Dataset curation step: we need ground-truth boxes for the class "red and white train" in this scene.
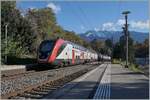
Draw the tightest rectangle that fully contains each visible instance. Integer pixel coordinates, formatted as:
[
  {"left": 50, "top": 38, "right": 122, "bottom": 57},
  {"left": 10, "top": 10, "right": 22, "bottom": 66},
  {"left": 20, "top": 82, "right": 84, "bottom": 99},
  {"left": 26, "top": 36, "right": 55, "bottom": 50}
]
[{"left": 37, "top": 38, "right": 111, "bottom": 67}]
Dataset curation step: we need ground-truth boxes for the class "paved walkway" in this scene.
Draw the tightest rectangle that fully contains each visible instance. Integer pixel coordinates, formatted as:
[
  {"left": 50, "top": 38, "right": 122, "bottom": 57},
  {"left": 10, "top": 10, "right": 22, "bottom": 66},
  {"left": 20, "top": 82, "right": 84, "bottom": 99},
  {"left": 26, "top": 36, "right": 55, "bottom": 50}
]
[
  {"left": 44, "top": 64, "right": 107, "bottom": 99},
  {"left": 43, "top": 63, "right": 149, "bottom": 99},
  {"left": 1, "top": 65, "right": 25, "bottom": 71},
  {"left": 110, "top": 64, "right": 149, "bottom": 99},
  {"left": 93, "top": 64, "right": 111, "bottom": 99}
]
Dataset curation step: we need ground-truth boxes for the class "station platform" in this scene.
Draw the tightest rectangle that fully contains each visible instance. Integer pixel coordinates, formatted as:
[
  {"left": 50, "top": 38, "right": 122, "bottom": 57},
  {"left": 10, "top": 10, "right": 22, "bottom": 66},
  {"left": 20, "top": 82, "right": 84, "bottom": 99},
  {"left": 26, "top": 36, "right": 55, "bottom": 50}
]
[
  {"left": 1, "top": 65, "right": 26, "bottom": 71},
  {"left": 1, "top": 64, "right": 36, "bottom": 76},
  {"left": 110, "top": 64, "right": 149, "bottom": 99},
  {"left": 43, "top": 63, "right": 149, "bottom": 99},
  {"left": 44, "top": 64, "right": 108, "bottom": 99}
]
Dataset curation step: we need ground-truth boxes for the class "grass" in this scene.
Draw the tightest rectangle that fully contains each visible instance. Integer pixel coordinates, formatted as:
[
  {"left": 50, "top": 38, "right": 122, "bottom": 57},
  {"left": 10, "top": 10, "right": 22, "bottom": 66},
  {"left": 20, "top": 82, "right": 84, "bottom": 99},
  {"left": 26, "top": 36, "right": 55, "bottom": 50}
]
[
  {"left": 120, "top": 61, "right": 143, "bottom": 73},
  {"left": 112, "top": 59, "right": 143, "bottom": 73},
  {"left": 112, "top": 59, "right": 122, "bottom": 64},
  {"left": 128, "top": 63, "right": 143, "bottom": 73}
]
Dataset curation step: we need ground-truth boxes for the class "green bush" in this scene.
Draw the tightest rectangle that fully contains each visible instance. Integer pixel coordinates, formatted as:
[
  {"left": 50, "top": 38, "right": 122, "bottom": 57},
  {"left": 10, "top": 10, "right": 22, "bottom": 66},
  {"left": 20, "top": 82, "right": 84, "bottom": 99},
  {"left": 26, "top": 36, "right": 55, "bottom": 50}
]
[
  {"left": 112, "top": 59, "right": 121, "bottom": 64},
  {"left": 129, "top": 63, "right": 142, "bottom": 72},
  {"left": 1, "top": 37, "right": 29, "bottom": 64}
]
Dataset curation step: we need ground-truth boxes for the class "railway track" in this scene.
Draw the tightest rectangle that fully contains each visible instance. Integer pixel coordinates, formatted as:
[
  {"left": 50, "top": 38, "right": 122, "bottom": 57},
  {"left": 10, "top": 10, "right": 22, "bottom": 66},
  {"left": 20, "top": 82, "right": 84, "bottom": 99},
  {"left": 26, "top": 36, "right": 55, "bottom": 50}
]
[
  {"left": 2, "top": 71, "right": 35, "bottom": 80},
  {"left": 10, "top": 69, "right": 90, "bottom": 99},
  {"left": 1, "top": 63, "right": 100, "bottom": 99},
  {"left": 1, "top": 62, "right": 100, "bottom": 80}
]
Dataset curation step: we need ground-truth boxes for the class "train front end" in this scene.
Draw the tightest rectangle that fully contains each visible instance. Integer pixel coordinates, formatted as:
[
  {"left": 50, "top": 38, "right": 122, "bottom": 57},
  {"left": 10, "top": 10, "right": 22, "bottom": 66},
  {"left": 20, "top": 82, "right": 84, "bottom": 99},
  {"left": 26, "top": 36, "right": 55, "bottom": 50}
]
[{"left": 37, "top": 39, "right": 65, "bottom": 66}]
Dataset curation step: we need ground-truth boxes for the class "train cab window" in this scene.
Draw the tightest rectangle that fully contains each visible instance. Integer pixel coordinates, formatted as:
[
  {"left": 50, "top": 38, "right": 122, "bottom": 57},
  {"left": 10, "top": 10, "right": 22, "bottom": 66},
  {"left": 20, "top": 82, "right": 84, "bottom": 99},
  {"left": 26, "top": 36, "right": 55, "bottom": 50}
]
[{"left": 39, "top": 40, "right": 55, "bottom": 52}]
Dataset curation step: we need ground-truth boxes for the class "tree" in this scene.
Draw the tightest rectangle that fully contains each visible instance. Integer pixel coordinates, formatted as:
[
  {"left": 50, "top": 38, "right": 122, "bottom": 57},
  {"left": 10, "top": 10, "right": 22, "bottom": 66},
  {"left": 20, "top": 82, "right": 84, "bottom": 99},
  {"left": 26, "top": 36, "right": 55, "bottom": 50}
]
[
  {"left": 134, "top": 38, "right": 149, "bottom": 58},
  {"left": 105, "top": 39, "right": 113, "bottom": 48},
  {"left": 25, "top": 7, "right": 91, "bottom": 53},
  {"left": 105, "top": 39, "right": 113, "bottom": 56},
  {"left": 113, "top": 42, "right": 122, "bottom": 59},
  {"left": 1, "top": 1, "right": 35, "bottom": 63},
  {"left": 114, "top": 32, "right": 135, "bottom": 62},
  {"left": 1, "top": 1, "right": 99, "bottom": 64},
  {"left": 143, "top": 38, "right": 149, "bottom": 57},
  {"left": 26, "top": 8, "right": 58, "bottom": 52},
  {"left": 90, "top": 39, "right": 113, "bottom": 55},
  {"left": 90, "top": 39, "right": 105, "bottom": 53}
]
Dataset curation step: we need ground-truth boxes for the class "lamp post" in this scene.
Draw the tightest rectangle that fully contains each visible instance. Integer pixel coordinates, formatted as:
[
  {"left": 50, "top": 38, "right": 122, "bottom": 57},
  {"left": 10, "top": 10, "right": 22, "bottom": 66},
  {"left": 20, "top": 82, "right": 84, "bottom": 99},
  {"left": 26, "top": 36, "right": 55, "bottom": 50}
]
[{"left": 122, "top": 11, "right": 130, "bottom": 68}]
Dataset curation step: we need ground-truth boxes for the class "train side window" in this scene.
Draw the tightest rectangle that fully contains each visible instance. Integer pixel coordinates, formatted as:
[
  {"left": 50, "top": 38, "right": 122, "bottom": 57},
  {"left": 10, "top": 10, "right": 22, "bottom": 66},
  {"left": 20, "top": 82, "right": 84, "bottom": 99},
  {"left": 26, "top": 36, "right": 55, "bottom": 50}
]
[{"left": 76, "top": 56, "right": 78, "bottom": 59}]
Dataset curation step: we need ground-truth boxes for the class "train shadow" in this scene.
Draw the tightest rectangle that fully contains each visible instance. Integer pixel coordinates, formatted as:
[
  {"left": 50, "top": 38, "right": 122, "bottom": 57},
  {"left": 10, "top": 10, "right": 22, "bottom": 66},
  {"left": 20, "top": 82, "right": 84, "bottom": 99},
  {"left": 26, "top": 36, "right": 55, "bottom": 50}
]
[
  {"left": 25, "top": 64, "right": 54, "bottom": 71},
  {"left": 25, "top": 62, "right": 102, "bottom": 71}
]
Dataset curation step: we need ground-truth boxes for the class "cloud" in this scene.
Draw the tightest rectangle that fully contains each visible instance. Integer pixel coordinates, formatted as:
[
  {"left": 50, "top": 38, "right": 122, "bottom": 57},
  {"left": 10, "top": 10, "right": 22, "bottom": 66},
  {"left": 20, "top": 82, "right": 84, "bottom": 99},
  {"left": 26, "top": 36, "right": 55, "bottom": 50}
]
[
  {"left": 102, "top": 22, "right": 116, "bottom": 31},
  {"left": 47, "top": 3, "right": 61, "bottom": 14},
  {"left": 29, "top": 7, "right": 35, "bottom": 10},
  {"left": 81, "top": 25, "right": 85, "bottom": 30},
  {"left": 94, "top": 27, "right": 99, "bottom": 31},
  {"left": 101, "top": 19, "right": 149, "bottom": 31},
  {"left": 130, "top": 20, "right": 149, "bottom": 29},
  {"left": 116, "top": 19, "right": 125, "bottom": 26}
]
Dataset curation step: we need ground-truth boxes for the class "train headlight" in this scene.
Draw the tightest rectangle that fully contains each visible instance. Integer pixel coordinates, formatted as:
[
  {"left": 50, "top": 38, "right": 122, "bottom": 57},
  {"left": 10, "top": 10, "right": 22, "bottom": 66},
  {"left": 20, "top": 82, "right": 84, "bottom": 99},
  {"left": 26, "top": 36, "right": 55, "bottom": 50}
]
[{"left": 47, "top": 52, "right": 50, "bottom": 56}]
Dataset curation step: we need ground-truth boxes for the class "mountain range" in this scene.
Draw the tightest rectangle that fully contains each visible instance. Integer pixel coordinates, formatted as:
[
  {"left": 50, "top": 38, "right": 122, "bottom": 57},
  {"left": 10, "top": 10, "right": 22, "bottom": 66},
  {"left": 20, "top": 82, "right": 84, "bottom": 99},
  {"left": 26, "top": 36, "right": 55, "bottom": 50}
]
[{"left": 79, "top": 30, "right": 149, "bottom": 43}]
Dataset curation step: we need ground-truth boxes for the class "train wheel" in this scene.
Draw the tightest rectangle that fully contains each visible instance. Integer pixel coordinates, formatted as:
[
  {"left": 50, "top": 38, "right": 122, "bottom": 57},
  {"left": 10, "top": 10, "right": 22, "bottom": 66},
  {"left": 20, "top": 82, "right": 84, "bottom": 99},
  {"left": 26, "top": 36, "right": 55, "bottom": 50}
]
[
  {"left": 65, "top": 62, "right": 69, "bottom": 67},
  {"left": 67, "top": 62, "right": 70, "bottom": 66},
  {"left": 54, "top": 65, "right": 60, "bottom": 69},
  {"left": 60, "top": 62, "right": 64, "bottom": 67}
]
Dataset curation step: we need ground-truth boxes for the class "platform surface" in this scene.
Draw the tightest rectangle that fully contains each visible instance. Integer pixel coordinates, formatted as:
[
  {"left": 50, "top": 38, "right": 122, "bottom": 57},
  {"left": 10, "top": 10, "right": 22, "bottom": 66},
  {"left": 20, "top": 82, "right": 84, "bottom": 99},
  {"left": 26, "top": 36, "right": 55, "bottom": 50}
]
[
  {"left": 42, "top": 63, "right": 149, "bottom": 99},
  {"left": 44, "top": 64, "right": 107, "bottom": 99},
  {"left": 110, "top": 64, "right": 149, "bottom": 99},
  {"left": 1, "top": 65, "right": 25, "bottom": 71}
]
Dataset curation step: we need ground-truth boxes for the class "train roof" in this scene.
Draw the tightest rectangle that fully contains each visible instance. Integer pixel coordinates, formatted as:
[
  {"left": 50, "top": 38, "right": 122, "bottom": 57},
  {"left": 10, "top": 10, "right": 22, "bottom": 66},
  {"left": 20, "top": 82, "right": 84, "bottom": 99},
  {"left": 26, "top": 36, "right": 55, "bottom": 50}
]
[{"left": 43, "top": 38, "right": 97, "bottom": 53}]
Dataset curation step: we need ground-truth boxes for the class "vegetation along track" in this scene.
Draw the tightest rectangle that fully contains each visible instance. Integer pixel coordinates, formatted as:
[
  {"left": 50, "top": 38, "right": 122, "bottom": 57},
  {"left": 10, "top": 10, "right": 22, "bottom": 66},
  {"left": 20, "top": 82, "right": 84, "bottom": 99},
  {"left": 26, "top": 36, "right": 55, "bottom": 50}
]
[{"left": 1, "top": 63, "right": 100, "bottom": 99}]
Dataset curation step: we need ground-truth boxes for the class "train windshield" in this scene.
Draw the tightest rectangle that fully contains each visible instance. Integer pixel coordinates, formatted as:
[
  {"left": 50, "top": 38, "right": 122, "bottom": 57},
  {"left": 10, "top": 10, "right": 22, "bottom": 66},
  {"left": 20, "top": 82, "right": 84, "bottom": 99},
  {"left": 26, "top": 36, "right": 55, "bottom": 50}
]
[{"left": 39, "top": 40, "right": 55, "bottom": 52}]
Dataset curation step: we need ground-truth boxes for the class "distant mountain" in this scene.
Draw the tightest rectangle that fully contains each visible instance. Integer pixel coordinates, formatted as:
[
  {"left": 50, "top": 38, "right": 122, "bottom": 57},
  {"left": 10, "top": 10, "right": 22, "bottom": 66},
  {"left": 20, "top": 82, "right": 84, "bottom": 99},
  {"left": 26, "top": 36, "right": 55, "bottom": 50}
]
[{"left": 79, "top": 30, "right": 149, "bottom": 43}]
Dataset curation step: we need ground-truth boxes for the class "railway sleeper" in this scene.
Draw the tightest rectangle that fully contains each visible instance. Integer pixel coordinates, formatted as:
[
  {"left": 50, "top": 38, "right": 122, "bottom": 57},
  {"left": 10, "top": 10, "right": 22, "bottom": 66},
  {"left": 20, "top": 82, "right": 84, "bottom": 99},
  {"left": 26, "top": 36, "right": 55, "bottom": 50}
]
[
  {"left": 10, "top": 96, "right": 26, "bottom": 99},
  {"left": 19, "top": 92, "right": 43, "bottom": 98},
  {"left": 28, "top": 90, "right": 48, "bottom": 95}
]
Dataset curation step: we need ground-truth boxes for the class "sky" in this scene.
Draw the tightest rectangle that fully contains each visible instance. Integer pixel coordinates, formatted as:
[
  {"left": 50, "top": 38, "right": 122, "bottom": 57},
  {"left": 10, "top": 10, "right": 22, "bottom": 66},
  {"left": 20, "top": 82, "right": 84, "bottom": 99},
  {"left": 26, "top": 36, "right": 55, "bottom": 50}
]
[{"left": 17, "top": 0, "right": 149, "bottom": 34}]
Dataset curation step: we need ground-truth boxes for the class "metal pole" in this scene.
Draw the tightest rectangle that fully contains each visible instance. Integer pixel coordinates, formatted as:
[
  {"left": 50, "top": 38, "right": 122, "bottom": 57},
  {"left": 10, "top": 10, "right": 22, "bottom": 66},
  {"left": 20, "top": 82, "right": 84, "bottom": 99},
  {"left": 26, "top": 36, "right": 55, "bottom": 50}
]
[
  {"left": 5, "top": 24, "right": 8, "bottom": 64},
  {"left": 122, "top": 11, "right": 130, "bottom": 68},
  {"left": 111, "top": 36, "right": 113, "bottom": 62},
  {"left": 125, "top": 15, "right": 128, "bottom": 67}
]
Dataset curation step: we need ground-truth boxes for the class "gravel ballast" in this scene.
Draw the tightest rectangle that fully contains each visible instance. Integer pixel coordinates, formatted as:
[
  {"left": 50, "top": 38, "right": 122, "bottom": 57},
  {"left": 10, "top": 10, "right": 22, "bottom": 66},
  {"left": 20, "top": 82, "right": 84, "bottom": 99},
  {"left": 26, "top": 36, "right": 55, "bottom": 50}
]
[{"left": 1, "top": 64, "right": 98, "bottom": 98}]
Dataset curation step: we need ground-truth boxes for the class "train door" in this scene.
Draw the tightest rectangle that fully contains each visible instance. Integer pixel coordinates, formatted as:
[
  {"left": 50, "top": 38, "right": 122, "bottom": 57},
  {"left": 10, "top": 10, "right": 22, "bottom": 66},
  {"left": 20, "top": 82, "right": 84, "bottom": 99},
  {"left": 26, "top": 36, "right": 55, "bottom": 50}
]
[{"left": 72, "top": 49, "right": 75, "bottom": 64}]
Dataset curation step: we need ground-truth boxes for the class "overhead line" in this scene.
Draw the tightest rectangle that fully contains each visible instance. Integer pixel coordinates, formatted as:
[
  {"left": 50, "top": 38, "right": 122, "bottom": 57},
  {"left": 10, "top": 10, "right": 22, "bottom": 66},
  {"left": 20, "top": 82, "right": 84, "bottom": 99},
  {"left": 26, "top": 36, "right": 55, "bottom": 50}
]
[
  {"left": 77, "top": 4, "right": 95, "bottom": 30},
  {"left": 68, "top": 2, "right": 90, "bottom": 31}
]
